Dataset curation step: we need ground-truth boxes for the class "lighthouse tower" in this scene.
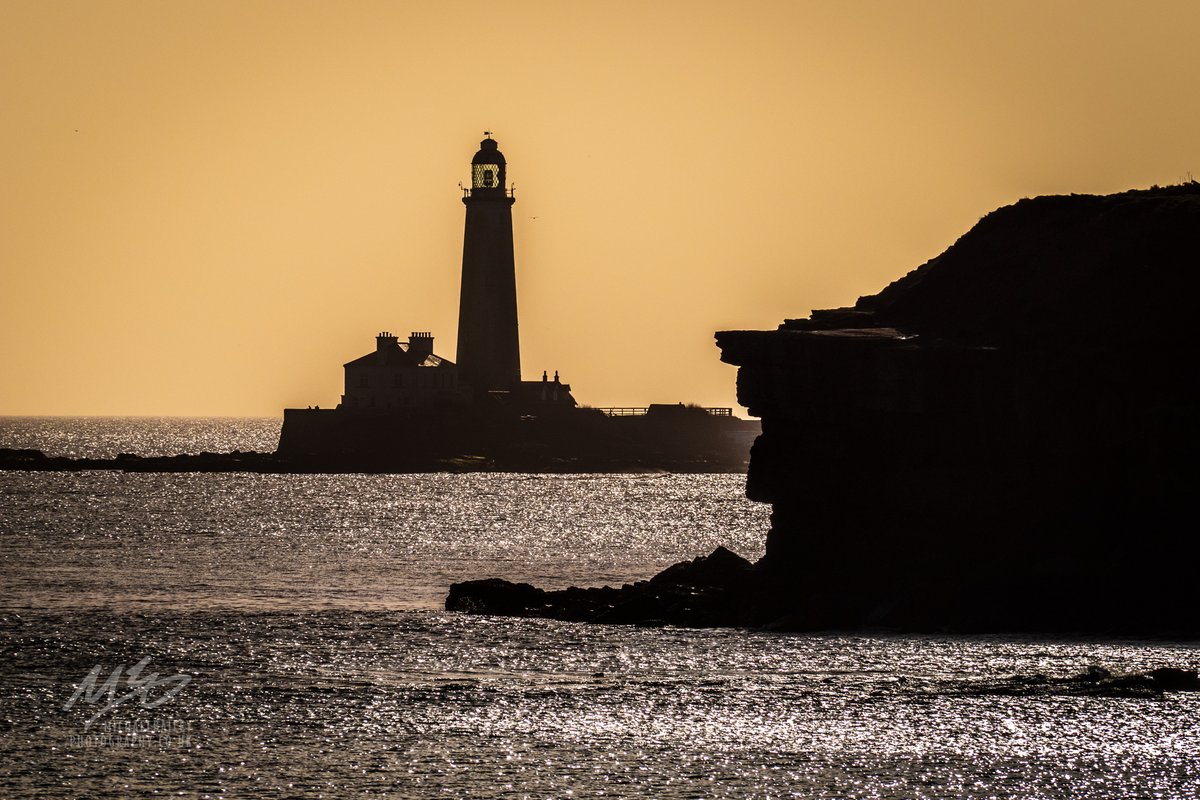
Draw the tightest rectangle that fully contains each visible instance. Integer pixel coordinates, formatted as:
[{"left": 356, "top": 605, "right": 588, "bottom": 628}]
[{"left": 456, "top": 133, "right": 521, "bottom": 395}]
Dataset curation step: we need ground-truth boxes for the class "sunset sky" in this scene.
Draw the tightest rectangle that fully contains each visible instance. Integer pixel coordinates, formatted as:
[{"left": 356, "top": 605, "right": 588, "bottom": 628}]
[{"left": 2, "top": 0, "right": 1198, "bottom": 415}]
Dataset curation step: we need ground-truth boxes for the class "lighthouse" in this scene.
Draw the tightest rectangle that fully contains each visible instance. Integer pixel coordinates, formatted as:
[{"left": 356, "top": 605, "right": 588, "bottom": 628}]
[{"left": 455, "top": 133, "right": 521, "bottom": 395}]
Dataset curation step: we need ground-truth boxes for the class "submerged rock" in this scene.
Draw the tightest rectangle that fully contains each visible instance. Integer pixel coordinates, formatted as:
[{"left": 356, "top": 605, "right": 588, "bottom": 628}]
[
  {"left": 1147, "top": 667, "right": 1200, "bottom": 692},
  {"left": 936, "top": 665, "right": 1200, "bottom": 699}
]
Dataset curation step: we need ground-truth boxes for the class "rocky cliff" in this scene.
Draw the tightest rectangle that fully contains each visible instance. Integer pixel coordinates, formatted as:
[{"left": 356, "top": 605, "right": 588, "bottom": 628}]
[{"left": 716, "top": 184, "right": 1200, "bottom": 632}]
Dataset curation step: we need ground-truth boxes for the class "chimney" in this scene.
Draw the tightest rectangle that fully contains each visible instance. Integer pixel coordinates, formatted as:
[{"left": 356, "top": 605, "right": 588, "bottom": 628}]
[
  {"left": 376, "top": 331, "right": 399, "bottom": 352},
  {"left": 409, "top": 331, "right": 434, "bottom": 358}
]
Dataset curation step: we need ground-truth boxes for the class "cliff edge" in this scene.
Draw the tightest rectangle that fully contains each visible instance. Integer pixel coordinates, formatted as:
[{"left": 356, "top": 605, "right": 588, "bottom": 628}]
[{"left": 716, "top": 184, "right": 1200, "bottom": 633}]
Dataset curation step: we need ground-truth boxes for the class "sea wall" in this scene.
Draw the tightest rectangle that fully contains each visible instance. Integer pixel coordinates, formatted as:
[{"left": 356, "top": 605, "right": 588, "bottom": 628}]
[{"left": 276, "top": 405, "right": 757, "bottom": 472}]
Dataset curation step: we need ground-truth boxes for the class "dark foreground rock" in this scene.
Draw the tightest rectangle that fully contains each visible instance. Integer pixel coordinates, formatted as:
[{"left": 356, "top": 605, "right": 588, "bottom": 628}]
[{"left": 711, "top": 184, "right": 1200, "bottom": 634}]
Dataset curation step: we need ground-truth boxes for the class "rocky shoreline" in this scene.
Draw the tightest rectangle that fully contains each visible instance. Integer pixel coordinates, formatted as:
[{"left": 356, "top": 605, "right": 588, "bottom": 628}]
[
  {"left": 0, "top": 446, "right": 747, "bottom": 474},
  {"left": 447, "top": 545, "right": 1200, "bottom": 638},
  {"left": 0, "top": 448, "right": 282, "bottom": 473}
]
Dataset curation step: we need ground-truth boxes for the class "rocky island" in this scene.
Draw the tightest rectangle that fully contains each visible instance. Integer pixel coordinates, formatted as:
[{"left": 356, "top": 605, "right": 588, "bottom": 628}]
[
  {"left": 0, "top": 134, "right": 759, "bottom": 476},
  {"left": 449, "top": 183, "right": 1200, "bottom": 634}
]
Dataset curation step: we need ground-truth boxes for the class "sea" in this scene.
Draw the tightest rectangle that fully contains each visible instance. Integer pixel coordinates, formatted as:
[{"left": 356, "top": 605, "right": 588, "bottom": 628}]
[{"left": 1, "top": 417, "right": 1198, "bottom": 798}]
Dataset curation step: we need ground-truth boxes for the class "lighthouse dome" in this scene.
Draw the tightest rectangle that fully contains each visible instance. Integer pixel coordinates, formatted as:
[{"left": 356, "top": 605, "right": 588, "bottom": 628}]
[{"left": 471, "top": 136, "right": 506, "bottom": 165}]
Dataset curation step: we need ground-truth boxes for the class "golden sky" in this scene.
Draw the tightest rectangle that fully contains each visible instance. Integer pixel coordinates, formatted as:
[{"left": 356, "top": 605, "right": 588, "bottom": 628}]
[{"left": 2, "top": 0, "right": 1197, "bottom": 415}]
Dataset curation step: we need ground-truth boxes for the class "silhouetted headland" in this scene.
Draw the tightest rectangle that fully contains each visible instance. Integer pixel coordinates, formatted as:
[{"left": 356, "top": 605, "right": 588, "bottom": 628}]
[{"left": 449, "top": 183, "right": 1200, "bottom": 634}]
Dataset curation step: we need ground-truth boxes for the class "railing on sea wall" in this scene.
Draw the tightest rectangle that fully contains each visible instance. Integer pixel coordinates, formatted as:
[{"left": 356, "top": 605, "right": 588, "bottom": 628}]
[
  {"left": 590, "top": 407, "right": 734, "bottom": 418},
  {"left": 594, "top": 407, "right": 648, "bottom": 417}
]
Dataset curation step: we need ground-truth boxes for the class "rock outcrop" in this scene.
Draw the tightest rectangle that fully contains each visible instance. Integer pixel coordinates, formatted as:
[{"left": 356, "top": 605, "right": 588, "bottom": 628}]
[
  {"left": 716, "top": 184, "right": 1200, "bottom": 633},
  {"left": 447, "top": 547, "right": 758, "bottom": 627}
]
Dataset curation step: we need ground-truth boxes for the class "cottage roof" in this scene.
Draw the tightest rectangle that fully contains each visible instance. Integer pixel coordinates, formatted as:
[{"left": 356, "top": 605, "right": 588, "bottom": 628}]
[{"left": 343, "top": 344, "right": 454, "bottom": 370}]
